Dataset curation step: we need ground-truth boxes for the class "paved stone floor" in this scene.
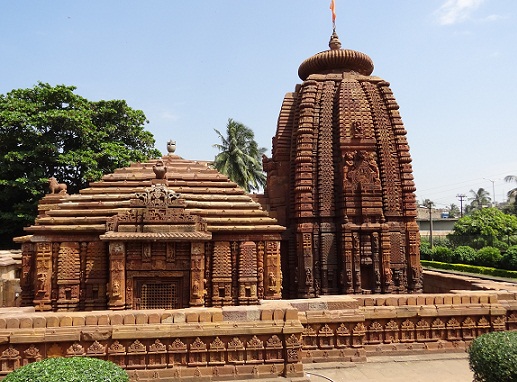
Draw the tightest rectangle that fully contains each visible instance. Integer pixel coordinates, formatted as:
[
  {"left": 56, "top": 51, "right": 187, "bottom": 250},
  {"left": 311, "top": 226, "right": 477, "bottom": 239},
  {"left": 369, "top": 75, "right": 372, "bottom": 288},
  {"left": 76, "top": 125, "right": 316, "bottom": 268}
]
[{"left": 303, "top": 353, "right": 473, "bottom": 382}]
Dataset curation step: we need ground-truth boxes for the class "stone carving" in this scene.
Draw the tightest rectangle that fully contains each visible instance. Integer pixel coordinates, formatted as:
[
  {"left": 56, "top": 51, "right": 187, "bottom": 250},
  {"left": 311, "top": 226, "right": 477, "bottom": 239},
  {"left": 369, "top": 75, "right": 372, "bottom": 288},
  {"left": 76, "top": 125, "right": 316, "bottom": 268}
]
[
  {"left": 153, "top": 160, "right": 167, "bottom": 179},
  {"left": 263, "top": 31, "right": 420, "bottom": 297},
  {"left": 48, "top": 176, "right": 67, "bottom": 194}
]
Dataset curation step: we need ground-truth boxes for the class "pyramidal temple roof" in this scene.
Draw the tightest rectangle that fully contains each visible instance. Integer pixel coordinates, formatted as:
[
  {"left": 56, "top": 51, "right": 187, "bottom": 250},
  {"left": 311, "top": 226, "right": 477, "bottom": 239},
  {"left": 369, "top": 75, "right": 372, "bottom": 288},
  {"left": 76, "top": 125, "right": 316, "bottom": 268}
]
[
  {"left": 26, "top": 154, "right": 284, "bottom": 235},
  {"left": 298, "top": 31, "right": 374, "bottom": 80}
]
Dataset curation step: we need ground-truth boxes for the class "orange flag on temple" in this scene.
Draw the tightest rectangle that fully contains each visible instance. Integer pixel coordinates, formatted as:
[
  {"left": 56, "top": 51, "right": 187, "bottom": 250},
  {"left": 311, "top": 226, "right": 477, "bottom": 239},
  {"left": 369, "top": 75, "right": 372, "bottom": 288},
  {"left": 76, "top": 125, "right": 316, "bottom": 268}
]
[{"left": 330, "top": 0, "right": 336, "bottom": 24}]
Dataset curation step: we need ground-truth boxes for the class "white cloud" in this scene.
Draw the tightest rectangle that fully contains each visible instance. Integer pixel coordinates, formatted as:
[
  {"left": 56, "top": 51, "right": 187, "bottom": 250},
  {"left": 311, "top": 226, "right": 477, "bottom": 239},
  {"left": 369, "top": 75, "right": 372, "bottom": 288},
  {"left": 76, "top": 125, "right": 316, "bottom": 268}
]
[
  {"left": 434, "top": 0, "right": 485, "bottom": 25},
  {"left": 481, "top": 14, "right": 507, "bottom": 23},
  {"left": 159, "top": 111, "right": 180, "bottom": 122}
]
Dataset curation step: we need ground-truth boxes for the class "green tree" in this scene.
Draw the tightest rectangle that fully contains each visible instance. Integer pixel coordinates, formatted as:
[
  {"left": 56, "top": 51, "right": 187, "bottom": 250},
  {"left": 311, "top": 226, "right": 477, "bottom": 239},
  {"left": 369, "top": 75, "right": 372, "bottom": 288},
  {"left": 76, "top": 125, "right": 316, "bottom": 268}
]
[
  {"left": 446, "top": 203, "right": 460, "bottom": 218},
  {"left": 503, "top": 175, "right": 517, "bottom": 215},
  {"left": 0, "top": 83, "right": 161, "bottom": 245},
  {"left": 447, "top": 207, "right": 517, "bottom": 250},
  {"left": 466, "top": 187, "right": 491, "bottom": 212},
  {"left": 212, "top": 118, "right": 266, "bottom": 192}
]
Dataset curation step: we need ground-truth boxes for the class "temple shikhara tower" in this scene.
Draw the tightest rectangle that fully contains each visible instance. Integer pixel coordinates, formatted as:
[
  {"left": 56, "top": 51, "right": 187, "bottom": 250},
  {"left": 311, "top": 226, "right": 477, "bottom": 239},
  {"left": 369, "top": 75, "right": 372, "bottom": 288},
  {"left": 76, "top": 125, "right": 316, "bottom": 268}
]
[{"left": 262, "top": 31, "right": 421, "bottom": 298}]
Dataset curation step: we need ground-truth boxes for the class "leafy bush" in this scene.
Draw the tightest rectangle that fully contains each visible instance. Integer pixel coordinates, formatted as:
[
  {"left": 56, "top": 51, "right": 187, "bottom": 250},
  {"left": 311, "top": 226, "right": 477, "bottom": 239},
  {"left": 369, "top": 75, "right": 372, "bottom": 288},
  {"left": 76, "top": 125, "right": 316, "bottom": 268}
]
[
  {"left": 4, "top": 357, "right": 129, "bottom": 382},
  {"left": 431, "top": 245, "right": 453, "bottom": 263},
  {"left": 420, "top": 241, "right": 432, "bottom": 260},
  {"left": 452, "top": 245, "right": 477, "bottom": 264},
  {"left": 476, "top": 246, "right": 502, "bottom": 268},
  {"left": 500, "top": 245, "right": 517, "bottom": 271},
  {"left": 468, "top": 331, "right": 517, "bottom": 382},
  {"left": 432, "top": 236, "right": 452, "bottom": 248},
  {"left": 420, "top": 260, "right": 517, "bottom": 279}
]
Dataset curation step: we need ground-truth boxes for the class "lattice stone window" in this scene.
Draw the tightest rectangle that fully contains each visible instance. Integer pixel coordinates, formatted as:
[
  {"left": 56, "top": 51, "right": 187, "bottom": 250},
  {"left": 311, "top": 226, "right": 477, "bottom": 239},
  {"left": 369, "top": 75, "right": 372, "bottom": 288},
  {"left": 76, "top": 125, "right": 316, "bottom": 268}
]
[{"left": 140, "top": 281, "right": 178, "bottom": 310}]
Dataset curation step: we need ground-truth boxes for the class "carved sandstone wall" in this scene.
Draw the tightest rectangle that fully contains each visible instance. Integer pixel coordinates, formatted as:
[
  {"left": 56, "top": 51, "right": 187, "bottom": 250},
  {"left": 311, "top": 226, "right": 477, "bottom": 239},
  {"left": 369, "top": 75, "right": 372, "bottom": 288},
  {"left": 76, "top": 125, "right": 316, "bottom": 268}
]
[{"left": 1, "top": 285, "right": 516, "bottom": 381}]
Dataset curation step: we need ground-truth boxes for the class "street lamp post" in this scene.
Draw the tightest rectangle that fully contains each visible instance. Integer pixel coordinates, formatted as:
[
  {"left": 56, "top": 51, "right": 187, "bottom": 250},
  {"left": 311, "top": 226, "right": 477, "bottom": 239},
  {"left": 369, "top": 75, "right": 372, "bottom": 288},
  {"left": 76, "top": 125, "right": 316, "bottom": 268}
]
[{"left": 484, "top": 178, "right": 496, "bottom": 207}]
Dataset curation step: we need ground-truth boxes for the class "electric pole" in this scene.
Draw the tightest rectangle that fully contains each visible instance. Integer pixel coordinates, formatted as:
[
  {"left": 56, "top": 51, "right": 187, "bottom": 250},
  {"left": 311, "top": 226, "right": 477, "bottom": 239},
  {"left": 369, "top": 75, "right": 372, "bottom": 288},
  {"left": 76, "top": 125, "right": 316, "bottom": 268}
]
[{"left": 457, "top": 194, "right": 466, "bottom": 217}]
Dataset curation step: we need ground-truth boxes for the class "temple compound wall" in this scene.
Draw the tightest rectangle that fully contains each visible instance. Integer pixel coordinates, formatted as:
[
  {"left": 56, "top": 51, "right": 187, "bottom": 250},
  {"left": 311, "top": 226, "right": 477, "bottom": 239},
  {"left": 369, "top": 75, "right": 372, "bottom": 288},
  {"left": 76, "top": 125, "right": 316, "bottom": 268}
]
[
  {"left": 1, "top": 283, "right": 516, "bottom": 381},
  {"left": 16, "top": 155, "right": 284, "bottom": 312},
  {"left": 262, "top": 32, "right": 420, "bottom": 299}
]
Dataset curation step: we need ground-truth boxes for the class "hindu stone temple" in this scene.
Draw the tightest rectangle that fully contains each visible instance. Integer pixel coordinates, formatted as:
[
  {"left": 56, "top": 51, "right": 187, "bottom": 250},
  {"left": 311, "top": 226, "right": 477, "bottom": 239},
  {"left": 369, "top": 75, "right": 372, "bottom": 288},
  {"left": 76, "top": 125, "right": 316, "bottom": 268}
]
[
  {"left": 262, "top": 31, "right": 421, "bottom": 298},
  {"left": 16, "top": 150, "right": 284, "bottom": 311},
  {"left": 3, "top": 30, "right": 517, "bottom": 382}
]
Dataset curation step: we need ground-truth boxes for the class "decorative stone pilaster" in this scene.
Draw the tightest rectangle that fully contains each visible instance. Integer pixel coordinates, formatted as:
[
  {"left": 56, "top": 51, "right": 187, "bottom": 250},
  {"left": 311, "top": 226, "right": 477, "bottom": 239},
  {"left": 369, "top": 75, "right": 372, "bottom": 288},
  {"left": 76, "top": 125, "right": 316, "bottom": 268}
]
[
  {"left": 56, "top": 242, "right": 81, "bottom": 310},
  {"left": 108, "top": 242, "right": 126, "bottom": 310},
  {"left": 211, "top": 241, "right": 232, "bottom": 307},
  {"left": 190, "top": 242, "right": 205, "bottom": 307},
  {"left": 264, "top": 241, "right": 282, "bottom": 299},
  {"left": 238, "top": 241, "right": 258, "bottom": 305},
  {"left": 33, "top": 242, "right": 53, "bottom": 311}
]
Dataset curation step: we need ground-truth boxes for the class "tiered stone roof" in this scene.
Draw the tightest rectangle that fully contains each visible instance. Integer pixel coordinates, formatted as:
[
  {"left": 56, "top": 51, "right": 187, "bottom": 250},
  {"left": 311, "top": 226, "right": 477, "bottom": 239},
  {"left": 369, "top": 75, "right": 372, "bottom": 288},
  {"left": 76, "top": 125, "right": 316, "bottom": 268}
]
[{"left": 26, "top": 155, "right": 284, "bottom": 236}]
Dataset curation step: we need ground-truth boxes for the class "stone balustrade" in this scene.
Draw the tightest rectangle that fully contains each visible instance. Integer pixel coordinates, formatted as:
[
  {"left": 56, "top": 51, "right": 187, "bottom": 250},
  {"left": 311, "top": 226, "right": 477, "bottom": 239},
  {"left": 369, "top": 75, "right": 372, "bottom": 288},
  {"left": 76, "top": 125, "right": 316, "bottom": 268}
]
[{"left": 1, "top": 288, "right": 516, "bottom": 381}]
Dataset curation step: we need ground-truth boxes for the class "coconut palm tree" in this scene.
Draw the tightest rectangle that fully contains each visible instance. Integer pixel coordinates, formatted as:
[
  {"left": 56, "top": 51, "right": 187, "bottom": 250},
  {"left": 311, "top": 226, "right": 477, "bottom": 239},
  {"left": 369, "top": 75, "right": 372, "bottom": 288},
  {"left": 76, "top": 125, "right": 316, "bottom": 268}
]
[
  {"left": 446, "top": 203, "right": 460, "bottom": 218},
  {"left": 212, "top": 118, "right": 266, "bottom": 193},
  {"left": 467, "top": 188, "right": 491, "bottom": 211},
  {"left": 505, "top": 175, "right": 517, "bottom": 202}
]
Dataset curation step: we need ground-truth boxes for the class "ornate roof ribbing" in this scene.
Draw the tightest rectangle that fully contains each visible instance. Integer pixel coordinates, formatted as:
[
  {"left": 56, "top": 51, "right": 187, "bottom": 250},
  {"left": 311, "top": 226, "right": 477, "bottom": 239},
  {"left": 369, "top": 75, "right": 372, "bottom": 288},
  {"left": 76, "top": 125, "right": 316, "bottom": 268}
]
[
  {"left": 26, "top": 155, "right": 284, "bottom": 234},
  {"left": 297, "top": 31, "right": 374, "bottom": 80}
]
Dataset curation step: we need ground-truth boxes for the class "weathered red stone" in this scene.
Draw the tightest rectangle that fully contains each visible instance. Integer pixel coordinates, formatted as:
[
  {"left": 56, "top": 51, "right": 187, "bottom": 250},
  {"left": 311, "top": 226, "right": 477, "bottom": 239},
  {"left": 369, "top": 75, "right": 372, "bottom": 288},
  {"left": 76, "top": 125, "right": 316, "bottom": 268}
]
[{"left": 261, "top": 31, "right": 421, "bottom": 298}]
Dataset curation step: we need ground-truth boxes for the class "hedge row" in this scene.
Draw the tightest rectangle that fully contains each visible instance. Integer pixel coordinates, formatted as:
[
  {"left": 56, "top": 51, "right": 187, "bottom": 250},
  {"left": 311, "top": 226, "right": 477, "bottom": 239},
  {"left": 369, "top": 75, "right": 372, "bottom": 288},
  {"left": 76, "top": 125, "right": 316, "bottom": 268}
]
[
  {"left": 421, "top": 260, "right": 517, "bottom": 279},
  {"left": 421, "top": 243, "right": 517, "bottom": 270}
]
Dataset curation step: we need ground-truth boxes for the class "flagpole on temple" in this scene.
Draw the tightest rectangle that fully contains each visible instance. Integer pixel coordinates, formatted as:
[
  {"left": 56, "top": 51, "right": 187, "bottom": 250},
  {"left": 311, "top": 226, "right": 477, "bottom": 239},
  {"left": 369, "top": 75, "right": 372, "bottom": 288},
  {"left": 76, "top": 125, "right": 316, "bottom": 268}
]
[{"left": 330, "top": 0, "right": 336, "bottom": 32}]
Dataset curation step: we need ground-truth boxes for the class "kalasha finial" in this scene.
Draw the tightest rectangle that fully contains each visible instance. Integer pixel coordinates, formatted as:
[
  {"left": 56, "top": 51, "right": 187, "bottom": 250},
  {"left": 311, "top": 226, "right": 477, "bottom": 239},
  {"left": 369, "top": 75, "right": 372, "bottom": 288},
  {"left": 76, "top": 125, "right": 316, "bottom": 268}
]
[
  {"left": 167, "top": 139, "right": 176, "bottom": 155},
  {"left": 329, "top": 30, "right": 342, "bottom": 50}
]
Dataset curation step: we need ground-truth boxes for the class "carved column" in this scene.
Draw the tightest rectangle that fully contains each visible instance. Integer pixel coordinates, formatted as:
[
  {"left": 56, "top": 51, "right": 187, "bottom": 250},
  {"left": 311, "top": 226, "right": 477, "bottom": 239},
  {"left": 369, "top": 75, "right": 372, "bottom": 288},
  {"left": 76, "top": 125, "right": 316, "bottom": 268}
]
[
  {"left": 190, "top": 242, "right": 205, "bottom": 307},
  {"left": 352, "top": 231, "right": 362, "bottom": 293},
  {"left": 33, "top": 242, "right": 53, "bottom": 311},
  {"left": 264, "top": 241, "right": 282, "bottom": 299},
  {"left": 381, "top": 230, "right": 393, "bottom": 293},
  {"left": 371, "top": 233, "right": 381, "bottom": 294},
  {"left": 56, "top": 242, "right": 80, "bottom": 311},
  {"left": 20, "top": 242, "right": 35, "bottom": 307},
  {"left": 238, "top": 241, "right": 258, "bottom": 305},
  {"left": 108, "top": 242, "right": 126, "bottom": 310},
  {"left": 342, "top": 229, "right": 354, "bottom": 294},
  {"left": 211, "top": 241, "right": 232, "bottom": 307},
  {"left": 257, "top": 241, "right": 265, "bottom": 300},
  {"left": 293, "top": 80, "right": 317, "bottom": 298}
]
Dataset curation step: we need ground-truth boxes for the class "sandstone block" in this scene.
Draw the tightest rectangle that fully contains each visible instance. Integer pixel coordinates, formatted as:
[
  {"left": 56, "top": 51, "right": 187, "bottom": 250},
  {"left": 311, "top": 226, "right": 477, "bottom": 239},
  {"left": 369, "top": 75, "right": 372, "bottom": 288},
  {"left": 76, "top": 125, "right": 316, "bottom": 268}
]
[
  {"left": 186, "top": 312, "right": 199, "bottom": 323},
  {"left": 46, "top": 316, "right": 59, "bottom": 327},
  {"left": 110, "top": 314, "right": 123, "bottom": 325},
  {"left": 19, "top": 317, "right": 32, "bottom": 329},
  {"left": 123, "top": 314, "right": 135, "bottom": 325},
  {"left": 198, "top": 311, "right": 211, "bottom": 323},
  {"left": 148, "top": 313, "right": 160, "bottom": 324},
  {"left": 72, "top": 316, "right": 85, "bottom": 326},
  {"left": 173, "top": 312, "right": 185, "bottom": 323},
  {"left": 135, "top": 313, "right": 147, "bottom": 325},
  {"left": 98, "top": 314, "right": 109, "bottom": 325},
  {"left": 211, "top": 311, "right": 223, "bottom": 322},
  {"left": 59, "top": 316, "right": 72, "bottom": 327},
  {"left": 33, "top": 316, "right": 46, "bottom": 328},
  {"left": 260, "top": 309, "right": 273, "bottom": 321},
  {"left": 85, "top": 315, "right": 98, "bottom": 326}
]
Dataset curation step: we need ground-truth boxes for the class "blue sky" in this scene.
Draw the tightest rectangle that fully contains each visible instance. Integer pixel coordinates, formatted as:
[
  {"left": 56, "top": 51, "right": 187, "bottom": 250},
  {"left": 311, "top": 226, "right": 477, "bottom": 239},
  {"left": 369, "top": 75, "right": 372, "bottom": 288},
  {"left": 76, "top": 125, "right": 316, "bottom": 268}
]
[{"left": 1, "top": 0, "right": 516, "bottom": 208}]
